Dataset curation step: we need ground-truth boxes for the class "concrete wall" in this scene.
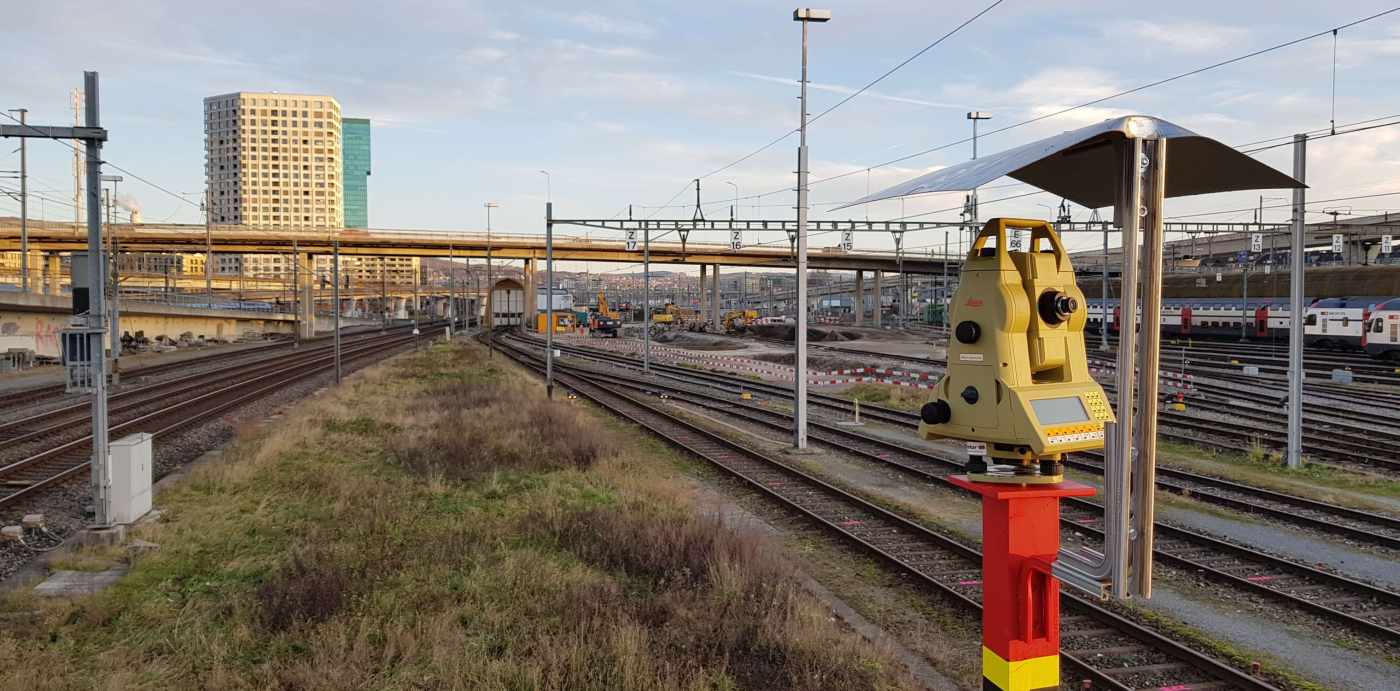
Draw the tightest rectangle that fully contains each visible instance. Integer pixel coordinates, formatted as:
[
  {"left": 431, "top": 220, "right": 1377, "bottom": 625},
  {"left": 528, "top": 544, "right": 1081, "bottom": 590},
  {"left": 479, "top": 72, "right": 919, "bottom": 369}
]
[{"left": 0, "top": 293, "right": 295, "bottom": 358}]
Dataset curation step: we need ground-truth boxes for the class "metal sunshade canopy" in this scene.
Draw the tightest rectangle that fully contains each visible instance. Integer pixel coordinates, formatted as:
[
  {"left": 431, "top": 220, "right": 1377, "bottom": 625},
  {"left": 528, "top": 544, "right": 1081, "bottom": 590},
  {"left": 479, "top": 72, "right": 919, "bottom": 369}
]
[{"left": 835, "top": 115, "right": 1304, "bottom": 210}]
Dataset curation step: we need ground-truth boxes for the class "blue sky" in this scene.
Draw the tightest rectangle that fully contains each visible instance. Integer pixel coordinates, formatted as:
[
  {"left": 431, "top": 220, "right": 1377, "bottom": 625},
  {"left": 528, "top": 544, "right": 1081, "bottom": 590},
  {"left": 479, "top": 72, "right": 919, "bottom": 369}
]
[{"left": 4, "top": 1, "right": 1399, "bottom": 266}]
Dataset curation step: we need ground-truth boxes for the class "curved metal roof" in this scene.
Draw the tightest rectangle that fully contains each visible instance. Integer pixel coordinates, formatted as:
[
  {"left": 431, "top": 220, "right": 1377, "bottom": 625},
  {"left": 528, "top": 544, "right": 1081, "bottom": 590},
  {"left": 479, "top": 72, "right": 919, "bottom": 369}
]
[{"left": 835, "top": 115, "right": 1304, "bottom": 211}]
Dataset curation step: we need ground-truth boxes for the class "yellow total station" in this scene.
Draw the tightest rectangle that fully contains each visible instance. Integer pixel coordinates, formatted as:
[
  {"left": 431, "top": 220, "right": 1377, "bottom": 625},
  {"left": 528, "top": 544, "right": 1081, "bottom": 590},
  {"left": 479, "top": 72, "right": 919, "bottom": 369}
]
[{"left": 919, "top": 218, "right": 1113, "bottom": 483}]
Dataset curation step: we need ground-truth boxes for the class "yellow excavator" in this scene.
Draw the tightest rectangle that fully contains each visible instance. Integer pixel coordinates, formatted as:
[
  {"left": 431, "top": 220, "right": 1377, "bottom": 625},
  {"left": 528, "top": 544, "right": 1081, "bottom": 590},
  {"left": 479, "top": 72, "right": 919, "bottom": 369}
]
[{"left": 589, "top": 290, "right": 622, "bottom": 337}]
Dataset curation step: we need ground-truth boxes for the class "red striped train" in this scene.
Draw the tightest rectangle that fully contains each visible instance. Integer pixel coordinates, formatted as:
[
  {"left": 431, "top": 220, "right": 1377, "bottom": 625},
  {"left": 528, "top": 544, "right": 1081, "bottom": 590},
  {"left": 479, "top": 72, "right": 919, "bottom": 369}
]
[{"left": 1085, "top": 297, "right": 1400, "bottom": 360}]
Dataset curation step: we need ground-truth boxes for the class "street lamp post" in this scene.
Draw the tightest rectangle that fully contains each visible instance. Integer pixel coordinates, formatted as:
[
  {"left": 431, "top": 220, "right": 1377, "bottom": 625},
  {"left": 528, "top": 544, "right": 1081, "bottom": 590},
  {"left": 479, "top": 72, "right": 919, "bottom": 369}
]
[
  {"left": 539, "top": 170, "right": 551, "bottom": 204},
  {"left": 792, "top": 7, "right": 831, "bottom": 451},
  {"left": 725, "top": 180, "right": 739, "bottom": 221}
]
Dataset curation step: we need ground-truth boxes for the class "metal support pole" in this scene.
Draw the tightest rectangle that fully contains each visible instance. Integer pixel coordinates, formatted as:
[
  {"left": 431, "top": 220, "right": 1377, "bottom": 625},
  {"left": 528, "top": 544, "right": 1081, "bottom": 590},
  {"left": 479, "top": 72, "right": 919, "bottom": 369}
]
[
  {"left": 644, "top": 221, "right": 652, "bottom": 373},
  {"left": 546, "top": 202, "right": 555, "bottom": 398},
  {"left": 82, "top": 73, "right": 111, "bottom": 528},
  {"left": 1240, "top": 268, "right": 1249, "bottom": 341},
  {"left": 292, "top": 238, "right": 300, "bottom": 347},
  {"left": 486, "top": 202, "right": 496, "bottom": 358},
  {"left": 1287, "top": 135, "right": 1307, "bottom": 469},
  {"left": 1132, "top": 137, "right": 1167, "bottom": 599},
  {"left": 332, "top": 237, "right": 341, "bottom": 384},
  {"left": 793, "top": 13, "right": 815, "bottom": 450},
  {"left": 204, "top": 188, "right": 213, "bottom": 297},
  {"left": 12, "top": 108, "right": 27, "bottom": 292},
  {"left": 1101, "top": 223, "right": 1110, "bottom": 350}
]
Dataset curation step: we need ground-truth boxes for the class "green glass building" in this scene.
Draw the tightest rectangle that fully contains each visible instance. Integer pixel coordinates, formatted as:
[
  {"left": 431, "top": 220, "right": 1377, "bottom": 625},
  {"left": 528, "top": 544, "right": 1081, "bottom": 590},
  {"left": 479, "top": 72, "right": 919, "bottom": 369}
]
[{"left": 342, "top": 118, "right": 371, "bottom": 228}]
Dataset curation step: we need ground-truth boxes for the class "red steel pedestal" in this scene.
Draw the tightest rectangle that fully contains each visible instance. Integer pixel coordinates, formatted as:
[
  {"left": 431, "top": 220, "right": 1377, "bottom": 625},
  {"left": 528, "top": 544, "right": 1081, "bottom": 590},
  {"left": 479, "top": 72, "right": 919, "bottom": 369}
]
[{"left": 948, "top": 475, "right": 1097, "bottom": 691}]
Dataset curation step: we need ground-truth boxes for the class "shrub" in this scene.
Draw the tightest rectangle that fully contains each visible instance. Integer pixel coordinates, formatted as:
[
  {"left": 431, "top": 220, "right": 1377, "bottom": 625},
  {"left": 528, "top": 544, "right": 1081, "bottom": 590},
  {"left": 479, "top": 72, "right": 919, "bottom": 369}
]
[{"left": 257, "top": 553, "right": 352, "bottom": 632}]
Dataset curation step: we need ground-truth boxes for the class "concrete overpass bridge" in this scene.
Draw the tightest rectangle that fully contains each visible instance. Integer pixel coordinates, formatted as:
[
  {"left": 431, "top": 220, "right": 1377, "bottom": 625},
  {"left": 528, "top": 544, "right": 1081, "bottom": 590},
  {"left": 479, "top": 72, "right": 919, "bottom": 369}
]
[
  {"left": 0, "top": 218, "right": 956, "bottom": 274},
  {"left": 1066, "top": 214, "right": 1400, "bottom": 273}
]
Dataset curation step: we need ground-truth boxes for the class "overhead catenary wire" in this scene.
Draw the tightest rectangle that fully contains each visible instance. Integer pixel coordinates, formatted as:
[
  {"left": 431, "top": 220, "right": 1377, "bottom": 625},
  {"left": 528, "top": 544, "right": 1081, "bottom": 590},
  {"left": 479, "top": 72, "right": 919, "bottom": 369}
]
[
  {"left": 0, "top": 108, "right": 200, "bottom": 211},
  {"left": 675, "top": 1, "right": 1006, "bottom": 186},
  {"left": 796, "top": 7, "right": 1400, "bottom": 195}
]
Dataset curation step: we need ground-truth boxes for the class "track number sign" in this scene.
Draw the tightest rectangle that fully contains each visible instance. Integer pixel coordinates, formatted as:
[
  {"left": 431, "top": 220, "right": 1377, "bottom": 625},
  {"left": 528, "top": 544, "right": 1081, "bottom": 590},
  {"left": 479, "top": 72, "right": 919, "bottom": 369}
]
[{"left": 625, "top": 229, "right": 638, "bottom": 252}]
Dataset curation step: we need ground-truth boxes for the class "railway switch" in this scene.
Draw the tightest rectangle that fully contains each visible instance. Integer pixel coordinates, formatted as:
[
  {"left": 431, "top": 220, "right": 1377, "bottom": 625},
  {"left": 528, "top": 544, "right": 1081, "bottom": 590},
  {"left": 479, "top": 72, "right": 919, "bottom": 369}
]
[{"left": 919, "top": 218, "right": 1112, "bottom": 483}]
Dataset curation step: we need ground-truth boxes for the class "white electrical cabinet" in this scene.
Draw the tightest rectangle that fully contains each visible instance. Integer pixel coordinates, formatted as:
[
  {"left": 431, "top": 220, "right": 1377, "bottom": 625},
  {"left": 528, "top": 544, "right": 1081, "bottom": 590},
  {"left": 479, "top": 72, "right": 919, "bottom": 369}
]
[{"left": 109, "top": 432, "right": 153, "bottom": 525}]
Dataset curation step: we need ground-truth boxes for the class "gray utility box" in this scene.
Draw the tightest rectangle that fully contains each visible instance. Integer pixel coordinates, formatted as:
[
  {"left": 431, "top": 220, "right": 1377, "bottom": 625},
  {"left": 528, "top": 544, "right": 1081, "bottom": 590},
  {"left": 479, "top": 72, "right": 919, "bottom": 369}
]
[{"left": 109, "top": 432, "right": 153, "bottom": 525}]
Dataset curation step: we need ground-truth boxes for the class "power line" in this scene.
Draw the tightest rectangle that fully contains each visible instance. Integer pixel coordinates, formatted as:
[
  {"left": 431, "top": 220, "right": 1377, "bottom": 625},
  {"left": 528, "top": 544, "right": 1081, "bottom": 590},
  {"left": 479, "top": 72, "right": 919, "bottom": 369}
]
[
  {"left": 802, "top": 6, "right": 1400, "bottom": 192},
  {"left": 685, "top": 1, "right": 1005, "bottom": 184},
  {"left": 1166, "top": 190, "right": 1400, "bottom": 220},
  {"left": 807, "top": 0, "right": 1005, "bottom": 128},
  {"left": 1233, "top": 112, "right": 1400, "bottom": 148},
  {"left": 0, "top": 108, "right": 200, "bottom": 210},
  {"left": 1239, "top": 118, "right": 1400, "bottom": 154}
]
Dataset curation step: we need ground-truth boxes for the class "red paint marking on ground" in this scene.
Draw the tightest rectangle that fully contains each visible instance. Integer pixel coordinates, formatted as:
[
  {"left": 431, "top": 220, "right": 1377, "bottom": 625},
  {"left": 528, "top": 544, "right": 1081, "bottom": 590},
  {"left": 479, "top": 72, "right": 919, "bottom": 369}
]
[
  {"left": 958, "top": 579, "right": 982, "bottom": 586},
  {"left": 1246, "top": 575, "right": 1277, "bottom": 583},
  {"left": 839, "top": 520, "right": 863, "bottom": 527},
  {"left": 1157, "top": 685, "right": 1192, "bottom": 691}
]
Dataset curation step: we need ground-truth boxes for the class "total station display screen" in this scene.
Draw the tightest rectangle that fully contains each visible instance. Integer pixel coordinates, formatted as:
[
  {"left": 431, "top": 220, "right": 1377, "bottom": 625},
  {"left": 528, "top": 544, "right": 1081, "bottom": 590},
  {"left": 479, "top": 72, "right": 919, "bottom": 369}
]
[{"left": 1030, "top": 396, "right": 1090, "bottom": 425}]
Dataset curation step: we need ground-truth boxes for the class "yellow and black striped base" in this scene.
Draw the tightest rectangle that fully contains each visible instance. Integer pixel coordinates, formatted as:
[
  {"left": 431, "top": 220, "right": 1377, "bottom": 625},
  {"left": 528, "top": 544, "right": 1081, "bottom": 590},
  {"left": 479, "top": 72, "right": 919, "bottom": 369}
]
[{"left": 982, "top": 647, "right": 1058, "bottom": 691}]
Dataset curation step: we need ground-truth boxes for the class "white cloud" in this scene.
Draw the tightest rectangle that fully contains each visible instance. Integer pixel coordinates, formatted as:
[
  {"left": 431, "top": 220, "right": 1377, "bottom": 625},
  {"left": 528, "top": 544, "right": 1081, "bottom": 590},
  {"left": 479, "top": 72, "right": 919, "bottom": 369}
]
[
  {"left": 489, "top": 29, "right": 521, "bottom": 41},
  {"left": 545, "top": 11, "right": 655, "bottom": 39},
  {"left": 463, "top": 47, "right": 508, "bottom": 64},
  {"left": 549, "top": 39, "right": 652, "bottom": 61},
  {"left": 1106, "top": 19, "right": 1248, "bottom": 53}
]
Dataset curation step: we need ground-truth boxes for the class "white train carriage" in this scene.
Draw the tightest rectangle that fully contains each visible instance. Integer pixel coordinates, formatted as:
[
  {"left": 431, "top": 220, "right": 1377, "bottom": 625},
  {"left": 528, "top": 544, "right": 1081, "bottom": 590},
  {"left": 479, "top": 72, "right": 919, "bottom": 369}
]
[
  {"left": 487, "top": 278, "right": 526, "bottom": 329},
  {"left": 1365, "top": 298, "right": 1400, "bottom": 360},
  {"left": 1304, "top": 298, "right": 1373, "bottom": 350}
]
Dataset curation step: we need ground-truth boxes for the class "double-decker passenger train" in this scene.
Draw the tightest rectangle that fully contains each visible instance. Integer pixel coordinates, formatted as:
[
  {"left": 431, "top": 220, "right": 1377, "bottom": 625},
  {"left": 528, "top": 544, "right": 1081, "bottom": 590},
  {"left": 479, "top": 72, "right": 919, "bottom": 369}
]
[{"left": 1084, "top": 296, "right": 1398, "bottom": 357}]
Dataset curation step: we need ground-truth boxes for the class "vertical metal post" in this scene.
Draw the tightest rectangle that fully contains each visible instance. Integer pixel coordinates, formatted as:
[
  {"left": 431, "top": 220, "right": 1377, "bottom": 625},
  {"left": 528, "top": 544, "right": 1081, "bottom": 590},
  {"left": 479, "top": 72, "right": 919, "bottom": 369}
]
[
  {"left": 292, "top": 238, "right": 300, "bottom": 347},
  {"left": 1240, "top": 268, "right": 1249, "bottom": 341},
  {"left": 1287, "top": 135, "right": 1307, "bottom": 469},
  {"left": 1132, "top": 136, "right": 1167, "bottom": 598},
  {"left": 1101, "top": 223, "right": 1110, "bottom": 350},
  {"left": 1109, "top": 137, "right": 1142, "bottom": 600},
  {"left": 546, "top": 201, "right": 555, "bottom": 398},
  {"left": 942, "top": 231, "right": 950, "bottom": 329},
  {"left": 794, "top": 14, "right": 812, "bottom": 449},
  {"left": 486, "top": 202, "right": 496, "bottom": 358},
  {"left": 644, "top": 221, "right": 652, "bottom": 373},
  {"left": 332, "top": 236, "right": 341, "bottom": 384},
  {"left": 204, "top": 188, "right": 213, "bottom": 297},
  {"left": 82, "top": 72, "right": 111, "bottom": 528},
  {"left": 12, "top": 108, "right": 27, "bottom": 292},
  {"left": 380, "top": 256, "right": 387, "bottom": 332}
]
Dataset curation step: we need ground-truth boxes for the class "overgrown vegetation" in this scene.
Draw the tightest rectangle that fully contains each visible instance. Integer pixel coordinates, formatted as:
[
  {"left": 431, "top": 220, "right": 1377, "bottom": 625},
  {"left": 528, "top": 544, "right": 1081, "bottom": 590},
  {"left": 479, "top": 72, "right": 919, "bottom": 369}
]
[
  {"left": 839, "top": 382, "right": 929, "bottom": 412},
  {"left": 0, "top": 341, "right": 917, "bottom": 691}
]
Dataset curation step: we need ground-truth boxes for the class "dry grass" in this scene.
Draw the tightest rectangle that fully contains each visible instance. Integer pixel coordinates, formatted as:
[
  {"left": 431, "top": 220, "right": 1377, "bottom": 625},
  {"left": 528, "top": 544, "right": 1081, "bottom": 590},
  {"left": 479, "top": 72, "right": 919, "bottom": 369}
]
[
  {"left": 0, "top": 341, "right": 918, "bottom": 691},
  {"left": 840, "top": 383, "right": 929, "bottom": 412},
  {"left": 388, "top": 378, "right": 609, "bottom": 481}
]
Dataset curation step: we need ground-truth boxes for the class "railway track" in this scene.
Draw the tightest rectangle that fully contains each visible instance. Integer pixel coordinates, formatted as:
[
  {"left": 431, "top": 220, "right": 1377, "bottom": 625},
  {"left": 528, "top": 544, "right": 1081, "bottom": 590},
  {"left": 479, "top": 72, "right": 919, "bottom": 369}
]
[
  {"left": 0, "top": 326, "right": 433, "bottom": 509},
  {"left": 0, "top": 322, "right": 421, "bottom": 414},
  {"left": 502, "top": 335, "right": 1400, "bottom": 648},
  {"left": 515, "top": 333, "right": 1400, "bottom": 551},
  {"left": 494, "top": 336, "right": 1286, "bottom": 690},
  {"left": 685, "top": 334, "right": 1400, "bottom": 472}
]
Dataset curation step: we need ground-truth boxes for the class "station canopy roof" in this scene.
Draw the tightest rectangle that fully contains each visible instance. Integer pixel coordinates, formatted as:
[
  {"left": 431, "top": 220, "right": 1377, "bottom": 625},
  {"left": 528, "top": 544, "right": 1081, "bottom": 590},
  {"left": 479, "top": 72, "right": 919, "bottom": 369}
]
[{"left": 835, "top": 115, "right": 1304, "bottom": 211}]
